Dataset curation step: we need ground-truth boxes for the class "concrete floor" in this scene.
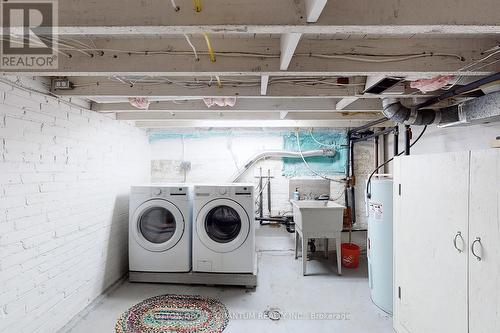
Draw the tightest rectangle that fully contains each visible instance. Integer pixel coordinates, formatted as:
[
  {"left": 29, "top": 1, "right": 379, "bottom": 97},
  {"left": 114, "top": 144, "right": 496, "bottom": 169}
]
[{"left": 66, "top": 251, "right": 392, "bottom": 333}]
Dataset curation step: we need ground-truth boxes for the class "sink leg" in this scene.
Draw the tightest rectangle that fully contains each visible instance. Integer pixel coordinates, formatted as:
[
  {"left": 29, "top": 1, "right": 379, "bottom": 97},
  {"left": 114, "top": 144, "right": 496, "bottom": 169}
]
[
  {"left": 302, "top": 235, "right": 307, "bottom": 276},
  {"left": 294, "top": 231, "right": 299, "bottom": 259},
  {"left": 324, "top": 238, "right": 329, "bottom": 259},
  {"left": 336, "top": 233, "right": 342, "bottom": 276}
]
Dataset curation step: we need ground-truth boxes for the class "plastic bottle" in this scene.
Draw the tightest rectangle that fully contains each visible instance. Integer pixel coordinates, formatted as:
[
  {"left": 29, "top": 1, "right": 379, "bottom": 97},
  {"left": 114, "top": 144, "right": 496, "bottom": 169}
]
[{"left": 293, "top": 188, "right": 300, "bottom": 201}]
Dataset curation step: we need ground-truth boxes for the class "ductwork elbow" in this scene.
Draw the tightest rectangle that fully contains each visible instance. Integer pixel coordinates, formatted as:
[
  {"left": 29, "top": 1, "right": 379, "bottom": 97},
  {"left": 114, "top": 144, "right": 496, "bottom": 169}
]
[{"left": 382, "top": 98, "right": 411, "bottom": 123}]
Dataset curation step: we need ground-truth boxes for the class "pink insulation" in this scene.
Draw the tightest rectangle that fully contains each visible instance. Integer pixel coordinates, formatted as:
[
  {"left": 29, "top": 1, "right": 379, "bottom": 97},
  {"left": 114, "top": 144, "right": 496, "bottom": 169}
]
[
  {"left": 128, "top": 97, "right": 150, "bottom": 110},
  {"left": 410, "top": 75, "right": 455, "bottom": 93},
  {"left": 203, "top": 97, "right": 237, "bottom": 108}
]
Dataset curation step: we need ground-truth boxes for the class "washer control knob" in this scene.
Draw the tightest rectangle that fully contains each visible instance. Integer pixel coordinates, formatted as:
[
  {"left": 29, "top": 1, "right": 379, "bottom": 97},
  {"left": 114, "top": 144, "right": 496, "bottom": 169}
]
[
  {"left": 153, "top": 188, "right": 162, "bottom": 196},
  {"left": 218, "top": 187, "right": 227, "bottom": 195}
]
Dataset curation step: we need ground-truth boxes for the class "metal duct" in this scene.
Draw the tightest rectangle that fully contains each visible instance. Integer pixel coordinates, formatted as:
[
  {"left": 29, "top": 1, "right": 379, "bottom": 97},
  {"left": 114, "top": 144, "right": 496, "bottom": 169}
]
[
  {"left": 382, "top": 91, "right": 500, "bottom": 127},
  {"left": 230, "top": 149, "right": 335, "bottom": 182}
]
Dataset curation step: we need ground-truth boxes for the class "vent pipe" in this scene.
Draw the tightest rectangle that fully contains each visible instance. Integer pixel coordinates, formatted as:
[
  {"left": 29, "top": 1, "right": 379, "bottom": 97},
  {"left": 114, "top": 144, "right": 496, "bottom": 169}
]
[
  {"left": 383, "top": 91, "right": 500, "bottom": 127},
  {"left": 381, "top": 73, "right": 500, "bottom": 127}
]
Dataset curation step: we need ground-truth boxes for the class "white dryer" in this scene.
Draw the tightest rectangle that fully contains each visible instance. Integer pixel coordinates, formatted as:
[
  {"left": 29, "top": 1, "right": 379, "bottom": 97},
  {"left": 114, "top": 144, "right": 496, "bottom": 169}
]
[
  {"left": 192, "top": 184, "right": 255, "bottom": 273},
  {"left": 129, "top": 185, "right": 191, "bottom": 272}
]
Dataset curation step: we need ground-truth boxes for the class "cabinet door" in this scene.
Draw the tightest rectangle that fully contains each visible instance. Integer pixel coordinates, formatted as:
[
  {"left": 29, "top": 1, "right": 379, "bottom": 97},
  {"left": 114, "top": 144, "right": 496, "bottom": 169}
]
[
  {"left": 394, "top": 152, "right": 469, "bottom": 333},
  {"left": 469, "top": 149, "right": 500, "bottom": 333}
]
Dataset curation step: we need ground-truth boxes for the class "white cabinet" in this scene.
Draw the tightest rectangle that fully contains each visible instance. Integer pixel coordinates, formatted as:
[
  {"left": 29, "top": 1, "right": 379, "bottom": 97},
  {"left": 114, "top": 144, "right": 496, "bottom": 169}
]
[
  {"left": 393, "top": 150, "right": 500, "bottom": 333},
  {"left": 468, "top": 149, "right": 500, "bottom": 333}
]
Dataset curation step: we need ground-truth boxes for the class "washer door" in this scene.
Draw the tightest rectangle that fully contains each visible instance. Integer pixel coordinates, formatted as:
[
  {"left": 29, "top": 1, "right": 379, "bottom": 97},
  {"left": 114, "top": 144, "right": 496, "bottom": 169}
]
[
  {"left": 132, "top": 199, "right": 185, "bottom": 252},
  {"left": 196, "top": 198, "right": 250, "bottom": 253}
]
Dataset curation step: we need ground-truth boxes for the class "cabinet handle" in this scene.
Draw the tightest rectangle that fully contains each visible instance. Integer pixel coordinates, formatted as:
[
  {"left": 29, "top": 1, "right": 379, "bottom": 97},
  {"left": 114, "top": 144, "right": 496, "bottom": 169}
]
[
  {"left": 471, "top": 237, "right": 482, "bottom": 261},
  {"left": 453, "top": 231, "right": 464, "bottom": 253}
]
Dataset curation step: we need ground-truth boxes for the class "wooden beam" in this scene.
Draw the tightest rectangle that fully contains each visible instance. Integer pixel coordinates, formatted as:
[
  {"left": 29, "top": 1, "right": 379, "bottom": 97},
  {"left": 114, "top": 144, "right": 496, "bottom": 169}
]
[
  {"left": 305, "top": 0, "right": 328, "bottom": 23},
  {"left": 52, "top": 0, "right": 500, "bottom": 36},
  {"left": 22, "top": 37, "right": 500, "bottom": 77},
  {"left": 280, "top": 33, "right": 302, "bottom": 70}
]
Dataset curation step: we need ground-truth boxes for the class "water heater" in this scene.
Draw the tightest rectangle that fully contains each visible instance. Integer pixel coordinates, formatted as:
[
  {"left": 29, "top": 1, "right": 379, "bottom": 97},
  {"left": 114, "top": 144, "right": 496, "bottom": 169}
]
[{"left": 367, "top": 177, "right": 393, "bottom": 314}]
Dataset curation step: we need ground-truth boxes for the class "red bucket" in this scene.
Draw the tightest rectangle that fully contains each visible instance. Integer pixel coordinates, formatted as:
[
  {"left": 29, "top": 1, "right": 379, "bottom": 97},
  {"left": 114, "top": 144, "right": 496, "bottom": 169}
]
[{"left": 341, "top": 243, "right": 360, "bottom": 269}]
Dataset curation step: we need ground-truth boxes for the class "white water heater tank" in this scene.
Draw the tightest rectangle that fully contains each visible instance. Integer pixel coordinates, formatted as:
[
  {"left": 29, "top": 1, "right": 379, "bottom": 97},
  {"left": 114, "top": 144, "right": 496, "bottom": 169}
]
[{"left": 367, "top": 177, "right": 394, "bottom": 314}]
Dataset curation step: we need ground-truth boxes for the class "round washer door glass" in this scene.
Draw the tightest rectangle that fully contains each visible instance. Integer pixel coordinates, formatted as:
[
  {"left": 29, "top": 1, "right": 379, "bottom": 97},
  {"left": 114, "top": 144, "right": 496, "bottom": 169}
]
[
  {"left": 196, "top": 198, "right": 250, "bottom": 253},
  {"left": 205, "top": 205, "right": 241, "bottom": 243},
  {"left": 132, "top": 199, "right": 185, "bottom": 252},
  {"left": 139, "top": 207, "right": 176, "bottom": 244}
]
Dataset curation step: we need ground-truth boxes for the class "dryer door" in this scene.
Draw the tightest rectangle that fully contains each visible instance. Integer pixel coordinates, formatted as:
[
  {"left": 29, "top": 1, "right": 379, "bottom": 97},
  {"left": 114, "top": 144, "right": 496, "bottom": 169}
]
[
  {"left": 132, "top": 199, "right": 185, "bottom": 252},
  {"left": 196, "top": 198, "right": 250, "bottom": 253}
]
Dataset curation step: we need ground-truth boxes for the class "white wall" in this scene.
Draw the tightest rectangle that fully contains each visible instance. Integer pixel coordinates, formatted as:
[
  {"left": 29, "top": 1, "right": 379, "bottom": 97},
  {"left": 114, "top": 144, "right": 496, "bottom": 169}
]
[
  {"left": 150, "top": 130, "right": 374, "bottom": 252},
  {"left": 384, "top": 122, "right": 500, "bottom": 166},
  {"left": 0, "top": 80, "right": 150, "bottom": 333}
]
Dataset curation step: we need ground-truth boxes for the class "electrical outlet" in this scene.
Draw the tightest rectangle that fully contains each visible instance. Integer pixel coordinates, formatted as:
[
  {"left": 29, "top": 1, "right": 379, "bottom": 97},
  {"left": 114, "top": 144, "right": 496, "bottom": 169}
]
[{"left": 52, "top": 78, "right": 73, "bottom": 90}]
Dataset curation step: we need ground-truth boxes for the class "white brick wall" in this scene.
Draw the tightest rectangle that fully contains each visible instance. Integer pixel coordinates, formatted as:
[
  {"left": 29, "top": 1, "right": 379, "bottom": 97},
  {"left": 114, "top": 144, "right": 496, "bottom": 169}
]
[{"left": 0, "top": 80, "right": 150, "bottom": 333}]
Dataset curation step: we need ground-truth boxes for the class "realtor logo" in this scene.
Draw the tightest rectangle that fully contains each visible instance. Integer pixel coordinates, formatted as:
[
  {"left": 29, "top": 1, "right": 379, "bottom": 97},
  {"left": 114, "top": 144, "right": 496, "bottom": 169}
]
[{"left": 1, "top": 0, "right": 58, "bottom": 69}]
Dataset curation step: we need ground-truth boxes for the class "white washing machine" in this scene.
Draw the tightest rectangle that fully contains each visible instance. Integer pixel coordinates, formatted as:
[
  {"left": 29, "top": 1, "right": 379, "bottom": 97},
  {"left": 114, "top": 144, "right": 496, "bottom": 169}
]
[
  {"left": 129, "top": 185, "right": 191, "bottom": 272},
  {"left": 192, "top": 184, "right": 255, "bottom": 273}
]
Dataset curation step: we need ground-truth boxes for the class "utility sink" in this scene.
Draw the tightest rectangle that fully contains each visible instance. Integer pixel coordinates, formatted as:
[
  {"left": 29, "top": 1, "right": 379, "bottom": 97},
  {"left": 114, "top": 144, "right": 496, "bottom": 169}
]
[
  {"left": 291, "top": 200, "right": 345, "bottom": 234},
  {"left": 291, "top": 200, "right": 345, "bottom": 276}
]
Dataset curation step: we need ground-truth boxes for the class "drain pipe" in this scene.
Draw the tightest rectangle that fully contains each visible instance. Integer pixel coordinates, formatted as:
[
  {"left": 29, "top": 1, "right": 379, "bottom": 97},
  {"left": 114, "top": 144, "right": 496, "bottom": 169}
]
[{"left": 404, "top": 125, "right": 412, "bottom": 155}]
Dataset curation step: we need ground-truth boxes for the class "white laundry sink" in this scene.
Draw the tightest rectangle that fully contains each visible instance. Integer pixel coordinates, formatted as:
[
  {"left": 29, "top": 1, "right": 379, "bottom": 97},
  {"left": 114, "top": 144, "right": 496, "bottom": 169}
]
[
  {"left": 292, "top": 200, "right": 345, "bottom": 235},
  {"left": 292, "top": 200, "right": 346, "bottom": 276}
]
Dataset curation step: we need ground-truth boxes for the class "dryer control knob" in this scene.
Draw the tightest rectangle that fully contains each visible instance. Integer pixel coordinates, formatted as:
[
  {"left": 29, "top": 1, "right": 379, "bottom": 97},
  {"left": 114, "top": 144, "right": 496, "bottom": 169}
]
[
  {"left": 218, "top": 187, "right": 227, "bottom": 195},
  {"left": 153, "top": 189, "right": 162, "bottom": 196}
]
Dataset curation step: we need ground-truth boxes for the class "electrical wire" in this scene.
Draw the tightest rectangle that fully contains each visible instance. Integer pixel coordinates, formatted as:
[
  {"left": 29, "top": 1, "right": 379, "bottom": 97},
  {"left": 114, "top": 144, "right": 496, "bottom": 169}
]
[
  {"left": 183, "top": 34, "right": 199, "bottom": 61},
  {"left": 193, "top": 0, "right": 202, "bottom": 12},
  {"left": 295, "top": 131, "right": 346, "bottom": 184},
  {"left": 30, "top": 38, "right": 465, "bottom": 64},
  {"left": 441, "top": 49, "right": 500, "bottom": 90},
  {"left": 309, "top": 52, "right": 462, "bottom": 63},
  {"left": 170, "top": 0, "right": 180, "bottom": 11},
  {"left": 203, "top": 33, "right": 216, "bottom": 62},
  {"left": 366, "top": 125, "right": 428, "bottom": 198},
  {"left": 309, "top": 129, "right": 338, "bottom": 148}
]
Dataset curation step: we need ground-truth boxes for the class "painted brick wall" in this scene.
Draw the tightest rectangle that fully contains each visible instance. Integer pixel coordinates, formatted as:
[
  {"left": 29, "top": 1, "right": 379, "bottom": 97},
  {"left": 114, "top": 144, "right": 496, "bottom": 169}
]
[{"left": 0, "top": 80, "right": 150, "bottom": 333}]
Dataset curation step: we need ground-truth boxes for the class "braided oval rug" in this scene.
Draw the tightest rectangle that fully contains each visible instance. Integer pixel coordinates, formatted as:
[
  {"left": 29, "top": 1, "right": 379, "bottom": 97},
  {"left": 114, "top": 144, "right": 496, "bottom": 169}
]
[{"left": 116, "top": 294, "right": 229, "bottom": 333}]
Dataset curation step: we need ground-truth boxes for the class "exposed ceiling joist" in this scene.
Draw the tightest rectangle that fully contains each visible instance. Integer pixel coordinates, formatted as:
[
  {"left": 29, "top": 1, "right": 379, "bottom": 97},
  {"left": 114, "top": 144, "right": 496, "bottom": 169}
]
[
  {"left": 134, "top": 119, "right": 392, "bottom": 129},
  {"left": 54, "top": 0, "right": 500, "bottom": 36},
  {"left": 280, "top": 33, "right": 302, "bottom": 70},
  {"left": 115, "top": 111, "right": 380, "bottom": 121},
  {"left": 58, "top": 78, "right": 361, "bottom": 98},
  {"left": 14, "top": 37, "right": 499, "bottom": 77},
  {"left": 92, "top": 98, "right": 381, "bottom": 113},
  {"left": 336, "top": 97, "right": 359, "bottom": 110},
  {"left": 304, "top": 0, "right": 328, "bottom": 23},
  {"left": 260, "top": 75, "right": 269, "bottom": 96}
]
